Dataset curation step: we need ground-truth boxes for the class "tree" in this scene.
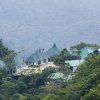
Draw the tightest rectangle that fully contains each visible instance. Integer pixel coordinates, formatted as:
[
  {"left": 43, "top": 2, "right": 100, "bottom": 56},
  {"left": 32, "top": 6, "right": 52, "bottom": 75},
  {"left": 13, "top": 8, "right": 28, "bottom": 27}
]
[
  {"left": 60, "top": 64, "right": 72, "bottom": 77},
  {"left": 71, "top": 42, "right": 100, "bottom": 51},
  {"left": 57, "top": 55, "right": 100, "bottom": 100},
  {"left": 11, "top": 93, "right": 26, "bottom": 100},
  {"left": 35, "top": 67, "right": 57, "bottom": 87},
  {"left": 0, "top": 39, "right": 17, "bottom": 75},
  {"left": 42, "top": 93, "right": 56, "bottom": 100},
  {"left": 3, "top": 51, "right": 17, "bottom": 75},
  {"left": 0, "top": 94, "right": 5, "bottom": 100},
  {"left": 60, "top": 49, "right": 70, "bottom": 66},
  {"left": 81, "top": 85, "right": 100, "bottom": 100},
  {"left": 51, "top": 48, "right": 70, "bottom": 66}
]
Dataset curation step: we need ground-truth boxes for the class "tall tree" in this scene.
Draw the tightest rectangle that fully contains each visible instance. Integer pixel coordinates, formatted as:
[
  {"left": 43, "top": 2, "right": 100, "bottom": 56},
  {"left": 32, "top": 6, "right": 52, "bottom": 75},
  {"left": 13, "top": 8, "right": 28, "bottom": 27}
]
[
  {"left": 51, "top": 48, "right": 70, "bottom": 66},
  {"left": 0, "top": 39, "right": 17, "bottom": 75}
]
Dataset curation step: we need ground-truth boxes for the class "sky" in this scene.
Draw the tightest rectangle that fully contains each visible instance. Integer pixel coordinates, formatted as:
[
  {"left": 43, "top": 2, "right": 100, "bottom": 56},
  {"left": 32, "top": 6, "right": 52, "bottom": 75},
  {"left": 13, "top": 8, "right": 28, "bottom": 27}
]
[{"left": 0, "top": 0, "right": 100, "bottom": 54}]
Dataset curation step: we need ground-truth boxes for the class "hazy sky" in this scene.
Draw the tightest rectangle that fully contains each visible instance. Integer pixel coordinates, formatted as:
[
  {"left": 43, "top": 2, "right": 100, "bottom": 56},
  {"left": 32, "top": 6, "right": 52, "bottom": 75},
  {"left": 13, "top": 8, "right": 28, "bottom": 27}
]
[{"left": 0, "top": 0, "right": 100, "bottom": 53}]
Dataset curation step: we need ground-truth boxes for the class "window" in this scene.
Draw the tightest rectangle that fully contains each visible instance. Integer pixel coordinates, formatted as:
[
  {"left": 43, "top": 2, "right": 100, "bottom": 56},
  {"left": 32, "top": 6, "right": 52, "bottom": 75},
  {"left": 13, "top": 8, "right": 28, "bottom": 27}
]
[
  {"left": 26, "top": 61, "right": 28, "bottom": 65},
  {"left": 43, "top": 59, "right": 46, "bottom": 63},
  {"left": 38, "top": 61, "right": 41, "bottom": 65},
  {"left": 29, "top": 61, "right": 31, "bottom": 65},
  {"left": 70, "top": 66, "right": 73, "bottom": 71},
  {"left": 48, "top": 58, "right": 51, "bottom": 62}
]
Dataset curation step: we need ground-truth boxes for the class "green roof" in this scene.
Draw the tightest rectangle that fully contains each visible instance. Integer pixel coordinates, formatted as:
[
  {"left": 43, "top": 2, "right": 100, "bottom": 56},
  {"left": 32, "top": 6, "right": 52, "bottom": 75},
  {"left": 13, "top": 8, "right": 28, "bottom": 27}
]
[
  {"left": 45, "top": 43, "right": 60, "bottom": 59},
  {"left": 80, "top": 47, "right": 95, "bottom": 59},
  {"left": 48, "top": 72, "right": 64, "bottom": 80},
  {"left": 65, "top": 60, "right": 84, "bottom": 66},
  {"left": 27, "top": 50, "right": 46, "bottom": 62},
  {"left": 27, "top": 44, "right": 60, "bottom": 62}
]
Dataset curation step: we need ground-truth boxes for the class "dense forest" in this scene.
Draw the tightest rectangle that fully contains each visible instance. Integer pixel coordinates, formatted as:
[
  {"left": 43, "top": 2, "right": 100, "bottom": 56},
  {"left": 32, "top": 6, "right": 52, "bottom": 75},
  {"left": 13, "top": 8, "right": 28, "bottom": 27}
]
[{"left": 0, "top": 39, "right": 100, "bottom": 100}]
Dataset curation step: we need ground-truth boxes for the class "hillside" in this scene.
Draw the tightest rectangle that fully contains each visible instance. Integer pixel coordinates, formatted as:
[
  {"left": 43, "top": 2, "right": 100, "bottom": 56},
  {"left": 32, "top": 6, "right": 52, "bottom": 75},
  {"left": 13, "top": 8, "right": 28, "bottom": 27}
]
[{"left": 0, "top": 50, "right": 100, "bottom": 100}]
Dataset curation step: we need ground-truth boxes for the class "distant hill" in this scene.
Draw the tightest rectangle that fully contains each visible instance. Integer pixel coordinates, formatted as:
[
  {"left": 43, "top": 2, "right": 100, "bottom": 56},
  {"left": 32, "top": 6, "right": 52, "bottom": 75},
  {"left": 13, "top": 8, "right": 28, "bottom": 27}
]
[{"left": 0, "top": 0, "right": 100, "bottom": 54}]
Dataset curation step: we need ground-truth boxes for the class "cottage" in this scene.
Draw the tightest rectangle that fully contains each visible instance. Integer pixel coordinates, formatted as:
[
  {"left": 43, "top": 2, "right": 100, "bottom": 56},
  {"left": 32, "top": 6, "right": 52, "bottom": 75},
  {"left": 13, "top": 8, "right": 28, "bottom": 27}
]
[
  {"left": 65, "top": 60, "right": 84, "bottom": 72},
  {"left": 46, "top": 72, "right": 72, "bottom": 86},
  {"left": 47, "top": 72, "right": 64, "bottom": 86},
  {"left": 26, "top": 44, "right": 60, "bottom": 66}
]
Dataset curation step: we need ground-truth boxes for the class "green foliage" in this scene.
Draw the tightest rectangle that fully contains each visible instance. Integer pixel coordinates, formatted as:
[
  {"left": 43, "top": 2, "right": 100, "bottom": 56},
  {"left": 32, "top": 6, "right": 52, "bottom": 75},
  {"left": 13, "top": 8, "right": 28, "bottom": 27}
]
[
  {"left": 0, "top": 41, "right": 100, "bottom": 100},
  {"left": 3, "top": 52, "right": 16, "bottom": 75},
  {"left": 11, "top": 93, "right": 27, "bottom": 100},
  {"left": 52, "top": 48, "right": 80, "bottom": 67},
  {"left": 0, "top": 39, "right": 11, "bottom": 58},
  {"left": 57, "top": 55, "right": 100, "bottom": 100},
  {"left": 0, "top": 94, "right": 5, "bottom": 100},
  {"left": 59, "top": 64, "right": 72, "bottom": 76},
  {"left": 0, "top": 39, "right": 17, "bottom": 75},
  {"left": 42, "top": 93, "right": 57, "bottom": 100},
  {"left": 81, "top": 84, "right": 100, "bottom": 100},
  {"left": 35, "top": 67, "right": 57, "bottom": 87},
  {"left": 51, "top": 48, "right": 70, "bottom": 66},
  {"left": 39, "top": 85, "right": 56, "bottom": 95},
  {"left": 71, "top": 42, "right": 99, "bottom": 51}
]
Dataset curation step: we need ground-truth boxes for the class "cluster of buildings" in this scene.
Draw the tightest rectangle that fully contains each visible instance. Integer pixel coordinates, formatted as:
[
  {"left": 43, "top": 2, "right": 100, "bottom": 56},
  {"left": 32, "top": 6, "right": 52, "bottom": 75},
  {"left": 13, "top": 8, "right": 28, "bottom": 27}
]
[
  {"left": 25, "top": 44, "right": 100, "bottom": 72},
  {"left": 0, "top": 44, "right": 100, "bottom": 83},
  {"left": 46, "top": 46, "right": 100, "bottom": 86},
  {"left": 65, "top": 46, "right": 100, "bottom": 72}
]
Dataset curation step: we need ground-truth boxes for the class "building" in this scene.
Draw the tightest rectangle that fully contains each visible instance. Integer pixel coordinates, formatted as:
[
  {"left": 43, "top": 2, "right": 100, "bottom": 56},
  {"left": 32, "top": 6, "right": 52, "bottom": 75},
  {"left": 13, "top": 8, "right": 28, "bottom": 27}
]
[
  {"left": 65, "top": 60, "right": 84, "bottom": 72},
  {"left": 0, "top": 60, "right": 5, "bottom": 68},
  {"left": 46, "top": 72, "right": 72, "bottom": 86},
  {"left": 46, "top": 72, "right": 64, "bottom": 86},
  {"left": 26, "top": 44, "right": 60, "bottom": 66},
  {"left": 65, "top": 47, "right": 100, "bottom": 73},
  {"left": 70, "top": 46, "right": 97, "bottom": 60}
]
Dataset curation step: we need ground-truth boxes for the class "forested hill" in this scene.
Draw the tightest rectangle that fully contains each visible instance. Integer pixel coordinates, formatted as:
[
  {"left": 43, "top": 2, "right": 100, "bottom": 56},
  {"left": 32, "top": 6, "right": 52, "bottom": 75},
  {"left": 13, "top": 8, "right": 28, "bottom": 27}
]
[
  {"left": 34, "top": 55, "right": 100, "bottom": 100},
  {"left": 0, "top": 39, "right": 16, "bottom": 75},
  {"left": 0, "top": 43, "right": 100, "bottom": 100},
  {"left": 55, "top": 55, "right": 100, "bottom": 100}
]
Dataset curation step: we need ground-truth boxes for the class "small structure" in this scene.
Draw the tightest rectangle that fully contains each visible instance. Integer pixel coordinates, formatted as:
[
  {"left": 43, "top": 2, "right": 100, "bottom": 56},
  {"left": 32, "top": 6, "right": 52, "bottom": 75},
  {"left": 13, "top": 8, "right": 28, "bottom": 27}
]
[
  {"left": 47, "top": 72, "right": 64, "bottom": 86},
  {"left": 47, "top": 72, "right": 72, "bottom": 86},
  {"left": 48, "top": 72, "right": 64, "bottom": 80},
  {"left": 26, "top": 44, "right": 60, "bottom": 66},
  {"left": 65, "top": 60, "right": 84, "bottom": 72},
  {"left": 0, "top": 60, "right": 5, "bottom": 68}
]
